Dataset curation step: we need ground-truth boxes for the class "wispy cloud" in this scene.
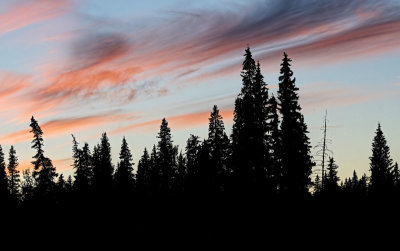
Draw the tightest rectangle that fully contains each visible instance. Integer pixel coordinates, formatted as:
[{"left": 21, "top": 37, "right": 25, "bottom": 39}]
[
  {"left": 0, "top": 0, "right": 72, "bottom": 35},
  {"left": 111, "top": 108, "right": 234, "bottom": 136},
  {"left": 0, "top": 112, "right": 133, "bottom": 144}
]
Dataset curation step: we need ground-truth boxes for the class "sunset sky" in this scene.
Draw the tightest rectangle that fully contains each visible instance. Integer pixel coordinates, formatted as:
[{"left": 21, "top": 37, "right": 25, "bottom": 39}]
[{"left": 0, "top": 0, "right": 399, "bottom": 180}]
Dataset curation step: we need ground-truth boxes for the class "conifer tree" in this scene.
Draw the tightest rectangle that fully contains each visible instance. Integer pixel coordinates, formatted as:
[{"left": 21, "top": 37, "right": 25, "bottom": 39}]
[
  {"left": 231, "top": 47, "right": 270, "bottom": 195},
  {"left": 208, "top": 105, "right": 230, "bottom": 192},
  {"left": 72, "top": 136, "right": 93, "bottom": 193},
  {"left": 324, "top": 157, "right": 340, "bottom": 195},
  {"left": 114, "top": 137, "right": 135, "bottom": 194},
  {"left": 277, "top": 52, "right": 314, "bottom": 196},
  {"left": 157, "top": 119, "right": 177, "bottom": 193},
  {"left": 92, "top": 133, "right": 114, "bottom": 193},
  {"left": 185, "top": 135, "right": 201, "bottom": 193},
  {"left": 0, "top": 145, "right": 8, "bottom": 202},
  {"left": 136, "top": 148, "right": 150, "bottom": 194},
  {"left": 369, "top": 123, "right": 394, "bottom": 195},
  {"left": 30, "top": 116, "right": 57, "bottom": 196},
  {"left": 8, "top": 146, "right": 20, "bottom": 201}
]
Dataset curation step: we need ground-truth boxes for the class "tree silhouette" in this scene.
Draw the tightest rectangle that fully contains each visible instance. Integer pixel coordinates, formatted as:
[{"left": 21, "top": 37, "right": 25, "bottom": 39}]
[
  {"left": 324, "top": 157, "right": 340, "bottom": 196},
  {"left": 231, "top": 47, "right": 270, "bottom": 195},
  {"left": 8, "top": 145, "right": 20, "bottom": 203},
  {"left": 136, "top": 148, "right": 150, "bottom": 194},
  {"left": 185, "top": 134, "right": 201, "bottom": 194},
  {"left": 369, "top": 123, "right": 394, "bottom": 196},
  {"left": 72, "top": 136, "right": 93, "bottom": 194},
  {"left": 30, "top": 116, "right": 57, "bottom": 199},
  {"left": 277, "top": 52, "right": 314, "bottom": 197},
  {"left": 0, "top": 145, "right": 8, "bottom": 205},
  {"left": 208, "top": 105, "right": 230, "bottom": 193},
  {"left": 114, "top": 137, "right": 135, "bottom": 195},
  {"left": 92, "top": 133, "right": 114, "bottom": 194},
  {"left": 157, "top": 118, "right": 177, "bottom": 193}
]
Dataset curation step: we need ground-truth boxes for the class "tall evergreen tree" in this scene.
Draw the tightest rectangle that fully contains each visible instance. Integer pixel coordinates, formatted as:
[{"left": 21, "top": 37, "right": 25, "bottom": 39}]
[
  {"left": 114, "top": 137, "right": 135, "bottom": 194},
  {"left": 136, "top": 148, "right": 150, "bottom": 194},
  {"left": 156, "top": 119, "right": 177, "bottom": 193},
  {"left": 231, "top": 47, "right": 270, "bottom": 195},
  {"left": 8, "top": 146, "right": 20, "bottom": 201},
  {"left": 369, "top": 123, "right": 394, "bottom": 195},
  {"left": 324, "top": 157, "right": 340, "bottom": 196},
  {"left": 29, "top": 116, "right": 57, "bottom": 196},
  {"left": 92, "top": 133, "right": 114, "bottom": 193},
  {"left": 0, "top": 145, "right": 8, "bottom": 202},
  {"left": 72, "top": 135, "right": 93, "bottom": 193},
  {"left": 277, "top": 52, "right": 314, "bottom": 196},
  {"left": 208, "top": 105, "right": 230, "bottom": 192},
  {"left": 185, "top": 135, "right": 201, "bottom": 193}
]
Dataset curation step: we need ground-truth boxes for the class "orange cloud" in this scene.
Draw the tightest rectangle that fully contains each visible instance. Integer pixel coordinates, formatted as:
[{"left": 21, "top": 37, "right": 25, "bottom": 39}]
[
  {"left": 111, "top": 108, "right": 234, "bottom": 135},
  {"left": 0, "top": 113, "right": 133, "bottom": 144},
  {"left": 0, "top": 0, "right": 72, "bottom": 34},
  {"left": 18, "top": 157, "right": 72, "bottom": 172}
]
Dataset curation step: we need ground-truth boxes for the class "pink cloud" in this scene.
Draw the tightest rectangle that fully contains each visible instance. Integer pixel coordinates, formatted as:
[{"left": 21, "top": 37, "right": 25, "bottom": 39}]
[{"left": 0, "top": 0, "right": 72, "bottom": 35}]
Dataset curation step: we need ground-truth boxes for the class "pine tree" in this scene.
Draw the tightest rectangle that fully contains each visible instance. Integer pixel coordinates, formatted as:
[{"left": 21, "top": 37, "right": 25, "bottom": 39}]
[
  {"left": 185, "top": 135, "right": 201, "bottom": 193},
  {"left": 369, "top": 123, "right": 394, "bottom": 196},
  {"left": 0, "top": 145, "right": 8, "bottom": 202},
  {"left": 72, "top": 135, "right": 93, "bottom": 193},
  {"left": 114, "top": 137, "right": 135, "bottom": 194},
  {"left": 208, "top": 105, "right": 230, "bottom": 193},
  {"left": 231, "top": 47, "right": 270, "bottom": 195},
  {"left": 136, "top": 148, "right": 150, "bottom": 194},
  {"left": 324, "top": 157, "right": 340, "bottom": 196},
  {"left": 157, "top": 119, "right": 177, "bottom": 193},
  {"left": 277, "top": 52, "right": 314, "bottom": 197},
  {"left": 8, "top": 145, "right": 20, "bottom": 201},
  {"left": 29, "top": 116, "right": 57, "bottom": 197},
  {"left": 92, "top": 133, "right": 114, "bottom": 193}
]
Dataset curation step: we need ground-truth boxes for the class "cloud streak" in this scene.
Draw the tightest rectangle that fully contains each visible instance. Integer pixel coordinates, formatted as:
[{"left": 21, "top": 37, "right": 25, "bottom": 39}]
[
  {"left": 0, "top": 112, "right": 133, "bottom": 144},
  {"left": 0, "top": 0, "right": 71, "bottom": 35}
]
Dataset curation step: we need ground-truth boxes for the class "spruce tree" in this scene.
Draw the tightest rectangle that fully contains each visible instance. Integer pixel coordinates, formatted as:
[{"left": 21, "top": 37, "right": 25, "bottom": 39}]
[
  {"left": 185, "top": 135, "right": 201, "bottom": 193},
  {"left": 231, "top": 47, "right": 270, "bottom": 195},
  {"left": 324, "top": 157, "right": 340, "bottom": 196},
  {"left": 0, "top": 145, "right": 8, "bottom": 202},
  {"left": 114, "top": 137, "right": 135, "bottom": 194},
  {"left": 208, "top": 105, "right": 230, "bottom": 192},
  {"left": 369, "top": 123, "right": 394, "bottom": 195},
  {"left": 8, "top": 146, "right": 20, "bottom": 201},
  {"left": 92, "top": 133, "right": 114, "bottom": 193},
  {"left": 277, "top": 52, "right": 314, "bottom": 197},
  {"left": 30, "top": 116, "right": 57, "bottom": 197},
  {"left": 72, "top": 136, "right": 93, "bottom": 193},
  {"left": 136, "top": 148, "right": 150, "bottom": 194},
  {"left": 157, "top": 119, "right": 177, "bottom": 193}
]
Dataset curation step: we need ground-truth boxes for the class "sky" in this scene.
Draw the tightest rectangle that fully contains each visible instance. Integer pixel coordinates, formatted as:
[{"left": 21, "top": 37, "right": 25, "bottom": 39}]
[{"left": 0, "top": 0, "right": 399, "bottom": 180}]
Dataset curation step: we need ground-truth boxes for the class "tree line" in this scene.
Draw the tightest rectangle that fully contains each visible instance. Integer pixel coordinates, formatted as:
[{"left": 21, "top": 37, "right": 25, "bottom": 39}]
[{"left": 0, "top": 47, "right": 398, "bottom": 210}]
